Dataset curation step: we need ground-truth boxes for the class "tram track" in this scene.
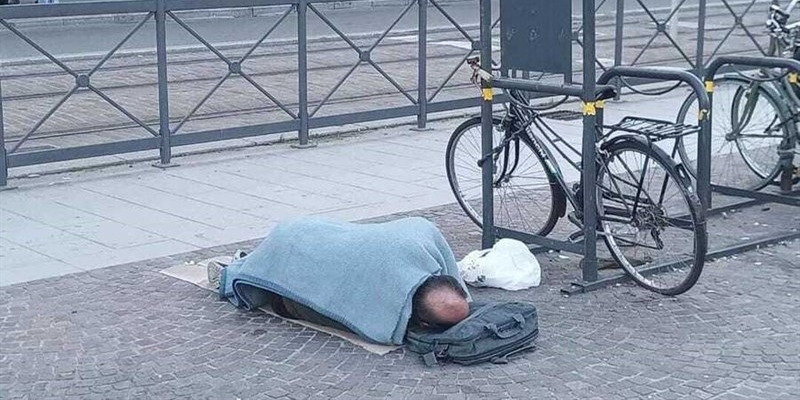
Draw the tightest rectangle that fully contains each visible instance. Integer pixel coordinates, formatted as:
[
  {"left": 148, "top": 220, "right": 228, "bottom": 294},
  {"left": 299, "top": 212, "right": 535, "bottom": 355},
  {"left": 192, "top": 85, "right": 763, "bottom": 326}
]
[
  {"left": 1, "top": 10, "right": 759, "bottom": 99},
  {"left": 2, "top": 46, "right": 762, "bottom": 147},
  {"left": 0, "top": 9, "right": 769, "bottom": 146}
]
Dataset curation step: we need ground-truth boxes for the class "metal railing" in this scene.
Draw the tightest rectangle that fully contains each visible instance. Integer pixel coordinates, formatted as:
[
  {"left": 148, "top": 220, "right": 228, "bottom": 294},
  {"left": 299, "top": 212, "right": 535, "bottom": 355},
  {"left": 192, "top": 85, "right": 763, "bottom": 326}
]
[{"left": 0, "top": 0, "right": 774, "bottom": 186}]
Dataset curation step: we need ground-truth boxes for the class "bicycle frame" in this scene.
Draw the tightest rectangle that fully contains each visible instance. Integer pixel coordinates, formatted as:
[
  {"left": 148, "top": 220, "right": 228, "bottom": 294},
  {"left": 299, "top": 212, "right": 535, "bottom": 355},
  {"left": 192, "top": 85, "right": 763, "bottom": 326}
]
[
  {"left": 767, "top": 33, "right": 800, "bottom": 110},
  {"left": 500, "top": 90, "right": 583, "bottom": 209},
  {"left": 496, "top": 89, "right": 679, "bottom": 230}
]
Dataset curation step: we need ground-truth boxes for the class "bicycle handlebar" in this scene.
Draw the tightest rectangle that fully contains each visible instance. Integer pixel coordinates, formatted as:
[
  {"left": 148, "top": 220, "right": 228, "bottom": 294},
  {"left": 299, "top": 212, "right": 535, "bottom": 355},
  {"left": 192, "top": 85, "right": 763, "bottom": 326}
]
[
  {"left": 768, "top": 1, "right": 800, "bottom": 35},
  {"left": 491, "top": 78, "right": 586, "bottom": 98},
  {"left": 467, "top": 57, "right": 616, "bottom": 100}
]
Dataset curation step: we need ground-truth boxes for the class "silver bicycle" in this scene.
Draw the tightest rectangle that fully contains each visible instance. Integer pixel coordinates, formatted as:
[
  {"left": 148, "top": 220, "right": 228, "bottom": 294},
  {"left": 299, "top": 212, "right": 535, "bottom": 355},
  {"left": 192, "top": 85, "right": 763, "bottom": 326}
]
[{"left": 676, "top": 0, "right": 800, "bottom": 192}]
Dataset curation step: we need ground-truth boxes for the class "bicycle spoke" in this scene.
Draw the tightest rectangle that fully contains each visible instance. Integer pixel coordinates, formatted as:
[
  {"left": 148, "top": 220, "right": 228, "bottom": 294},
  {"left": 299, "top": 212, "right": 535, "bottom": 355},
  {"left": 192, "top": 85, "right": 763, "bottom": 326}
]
[
  {"left": 447, "top": 118, "right": 558, "bottom": 237},
  {"left": 599, "top": 141, "right": 704, "bottom": 295},
  {"left": 679, "top": 78, "right": 785, "bottom": 190}
]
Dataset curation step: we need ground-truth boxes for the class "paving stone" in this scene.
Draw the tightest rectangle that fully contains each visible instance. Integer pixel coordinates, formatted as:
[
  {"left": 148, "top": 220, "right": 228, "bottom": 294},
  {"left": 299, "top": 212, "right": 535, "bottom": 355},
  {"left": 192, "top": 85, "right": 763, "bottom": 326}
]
[{"left": 1, "top": 195, "right": 799, "bottom": 400}]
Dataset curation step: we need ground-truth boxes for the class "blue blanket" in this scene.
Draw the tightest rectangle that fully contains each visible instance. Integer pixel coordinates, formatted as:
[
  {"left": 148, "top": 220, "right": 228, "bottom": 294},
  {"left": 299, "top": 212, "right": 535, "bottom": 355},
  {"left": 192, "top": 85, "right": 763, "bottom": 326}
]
[{"left": 220, "top": 217, "right": 470, "bottom": 345}]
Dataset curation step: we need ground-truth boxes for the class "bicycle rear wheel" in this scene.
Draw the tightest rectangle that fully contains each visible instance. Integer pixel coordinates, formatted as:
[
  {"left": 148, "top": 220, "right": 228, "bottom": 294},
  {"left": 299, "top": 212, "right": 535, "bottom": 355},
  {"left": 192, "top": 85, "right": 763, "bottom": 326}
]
[
  {"left": 677, "top": 77, "right": 787, "bottom": 190},
  {"left": 446, "top": 116, "right": 564, "bottom": 237},
  {"left": 598, "top": 136, "right": 707, "bottom": 295}
]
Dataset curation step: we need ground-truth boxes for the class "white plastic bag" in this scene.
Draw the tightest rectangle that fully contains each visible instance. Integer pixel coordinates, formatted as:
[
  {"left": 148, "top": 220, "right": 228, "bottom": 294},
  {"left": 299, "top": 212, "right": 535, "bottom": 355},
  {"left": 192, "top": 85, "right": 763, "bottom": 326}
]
[{"left": 457, "top": 239, "right": 541, "bottom": 291}]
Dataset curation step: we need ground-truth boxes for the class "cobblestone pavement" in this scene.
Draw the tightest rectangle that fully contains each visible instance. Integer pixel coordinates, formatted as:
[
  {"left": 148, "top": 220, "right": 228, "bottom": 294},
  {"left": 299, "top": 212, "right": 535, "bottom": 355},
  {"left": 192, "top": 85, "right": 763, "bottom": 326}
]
[{"left": 1, "top": 199, "right": 798, "bottom": 400}]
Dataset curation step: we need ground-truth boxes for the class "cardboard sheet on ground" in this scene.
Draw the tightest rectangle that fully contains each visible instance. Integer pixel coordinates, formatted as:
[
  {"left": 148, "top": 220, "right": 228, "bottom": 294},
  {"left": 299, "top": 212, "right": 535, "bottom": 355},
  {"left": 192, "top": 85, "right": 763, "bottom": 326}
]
[{"left": 160, "top": 257, "right": 401, "bottom": 355}]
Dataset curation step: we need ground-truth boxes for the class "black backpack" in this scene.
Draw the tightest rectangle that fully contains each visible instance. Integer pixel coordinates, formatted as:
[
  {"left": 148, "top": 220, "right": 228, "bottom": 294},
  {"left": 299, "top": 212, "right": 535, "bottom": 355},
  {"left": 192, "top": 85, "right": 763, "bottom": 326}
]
[{"left": 405, "top": 301, "right": 538, "bottom": 366}]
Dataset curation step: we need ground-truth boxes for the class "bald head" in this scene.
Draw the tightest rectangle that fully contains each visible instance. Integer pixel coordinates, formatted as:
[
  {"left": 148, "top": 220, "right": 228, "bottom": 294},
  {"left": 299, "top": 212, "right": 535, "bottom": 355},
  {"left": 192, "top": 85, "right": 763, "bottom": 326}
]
[
  {"left": 412, "top": 275, "right": 470, "bottom": 329},
  {"left": 422, "top": 288, "right": 469, "bottom": 326}
]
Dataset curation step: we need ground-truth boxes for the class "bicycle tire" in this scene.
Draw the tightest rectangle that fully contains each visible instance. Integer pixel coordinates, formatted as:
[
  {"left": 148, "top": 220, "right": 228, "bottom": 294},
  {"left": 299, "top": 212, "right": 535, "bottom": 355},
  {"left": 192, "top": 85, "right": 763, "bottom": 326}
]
[
  {"left": 598, "top": 135, "right": 707, "bottom": 296},
  {"left": 445, "top": 116, "right": 564, "bottom": 237},
  {"left": 676, "top": 77, "right": 788, "bottom": 191}
]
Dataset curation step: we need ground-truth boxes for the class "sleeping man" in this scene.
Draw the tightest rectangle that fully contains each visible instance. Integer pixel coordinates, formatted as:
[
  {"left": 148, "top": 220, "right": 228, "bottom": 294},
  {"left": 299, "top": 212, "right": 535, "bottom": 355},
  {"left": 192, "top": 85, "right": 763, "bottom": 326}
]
[{"left": 209, "top": 217, "right": 472, "bottom": 345}]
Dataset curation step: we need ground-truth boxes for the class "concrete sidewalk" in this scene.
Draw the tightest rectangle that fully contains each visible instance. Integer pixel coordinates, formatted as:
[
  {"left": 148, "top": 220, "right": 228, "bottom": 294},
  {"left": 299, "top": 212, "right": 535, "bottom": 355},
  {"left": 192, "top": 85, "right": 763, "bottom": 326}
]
[{"left": 0, "top": 87, "right": 719, "bottom": 286}]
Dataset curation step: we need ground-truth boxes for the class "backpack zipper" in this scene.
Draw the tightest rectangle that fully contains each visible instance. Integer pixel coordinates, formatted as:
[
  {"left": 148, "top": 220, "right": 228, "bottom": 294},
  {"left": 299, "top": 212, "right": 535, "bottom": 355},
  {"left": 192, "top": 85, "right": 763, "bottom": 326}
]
[{"left": 450, "top": 329, "right": 539, "bottom": 364}]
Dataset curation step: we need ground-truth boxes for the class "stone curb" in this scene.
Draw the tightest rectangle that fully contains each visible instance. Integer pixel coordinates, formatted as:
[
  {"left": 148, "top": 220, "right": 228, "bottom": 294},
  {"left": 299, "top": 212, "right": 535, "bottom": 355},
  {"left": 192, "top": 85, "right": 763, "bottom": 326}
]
[{"left": 4, "top": 102, "right": 487, "bottom": 182}]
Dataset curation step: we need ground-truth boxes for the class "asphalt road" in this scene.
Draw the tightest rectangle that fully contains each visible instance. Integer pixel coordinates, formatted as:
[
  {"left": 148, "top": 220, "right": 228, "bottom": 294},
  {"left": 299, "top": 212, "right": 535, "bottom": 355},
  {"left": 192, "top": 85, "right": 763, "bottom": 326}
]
[{"left": 0, "top": 0, "right": 722, "bottom": 60}]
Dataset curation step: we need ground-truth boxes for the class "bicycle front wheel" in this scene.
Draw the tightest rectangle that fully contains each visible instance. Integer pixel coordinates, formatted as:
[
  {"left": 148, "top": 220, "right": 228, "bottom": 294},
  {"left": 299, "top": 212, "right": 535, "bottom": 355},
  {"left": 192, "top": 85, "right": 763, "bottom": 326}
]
[
  {"left": 446, "top": 116, "right": 564, "bottom": 237},
  {"left": 677, "top": 77, "right": 787, "bottom": 190},
  {"left": 598, "top": 136, "right": 707, "bottom": 295}
]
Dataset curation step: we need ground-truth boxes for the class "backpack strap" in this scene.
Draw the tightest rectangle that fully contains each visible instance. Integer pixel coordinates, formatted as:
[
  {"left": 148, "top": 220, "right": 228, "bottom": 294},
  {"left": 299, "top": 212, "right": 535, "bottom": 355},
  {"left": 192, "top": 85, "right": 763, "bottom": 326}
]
[{"left": 422, "top": 352, "right": 438, "bottom": 367}]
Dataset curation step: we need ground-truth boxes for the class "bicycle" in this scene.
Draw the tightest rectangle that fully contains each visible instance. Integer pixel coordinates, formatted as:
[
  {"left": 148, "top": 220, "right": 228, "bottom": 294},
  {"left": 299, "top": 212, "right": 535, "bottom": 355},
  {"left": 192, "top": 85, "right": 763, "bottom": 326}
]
[
  {"left": 446, "top": 58, "right": 707, "bottom": 295},
  {"left": 676, "top": 0, "right": 800, "bottom": 193}
]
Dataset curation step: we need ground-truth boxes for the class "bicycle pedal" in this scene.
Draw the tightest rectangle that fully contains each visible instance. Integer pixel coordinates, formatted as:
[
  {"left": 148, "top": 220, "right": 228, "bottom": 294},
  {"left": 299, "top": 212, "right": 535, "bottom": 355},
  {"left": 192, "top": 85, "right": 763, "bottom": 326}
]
[
  {"left": 779, "top": 165, "right": 795, "bottom": 194},
  {"left": 568, "top": 230, "right": 584, "bottom": 243},
  {"left": 567, "top": 211, "right": 583, "bottom": 229}
]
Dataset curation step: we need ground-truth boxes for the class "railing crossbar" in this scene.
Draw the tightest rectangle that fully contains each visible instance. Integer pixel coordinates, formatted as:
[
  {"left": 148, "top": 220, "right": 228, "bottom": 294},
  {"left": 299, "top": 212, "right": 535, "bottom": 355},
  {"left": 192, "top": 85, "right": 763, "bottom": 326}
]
[
  {"left": 88, "top": 12, "right": 153, "bottom": 77},
  {"left": 8, "top": 86, "right": 78, "bottom": 154}
]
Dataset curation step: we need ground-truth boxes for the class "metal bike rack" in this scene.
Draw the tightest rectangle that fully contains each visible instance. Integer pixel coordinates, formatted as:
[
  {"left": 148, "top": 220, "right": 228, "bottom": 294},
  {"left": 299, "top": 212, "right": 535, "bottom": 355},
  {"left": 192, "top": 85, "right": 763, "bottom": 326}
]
[
  {"left": 561, "top": 67, "right": 713, "bottom": 294},
  {"left": 695, "top": 55, "right": 800, "bottom": 254},
  {"left": 478, "top": 0, "right": 714, "bottom": 294},
  {"left": 478, "top": 0, "right": 604, "bottom": 288},
  {"left": 598, "top": 66, "right": 714, "bottom": 211}
]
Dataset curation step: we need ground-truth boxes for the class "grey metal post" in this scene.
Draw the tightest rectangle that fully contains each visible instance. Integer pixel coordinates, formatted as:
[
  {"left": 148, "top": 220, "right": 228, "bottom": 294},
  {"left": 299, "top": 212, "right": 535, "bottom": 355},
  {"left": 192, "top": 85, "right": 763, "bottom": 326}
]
[
  {"left": 0, "top": 78, "right": 7, "bottom": 187},
  {"left": 480, "top": 0, "right": 494, "bottom": 249},
  {"left": 613, "top": 0, "right": 625, "bottom": 100},
  {"left": 695, "top": 0, "right": 707, "bottom": 78},
  {"left": 696, "top": 0, "right": 711, "bottom": 209},
  {"left": 416, "top": 0, "right": 428, "bottom": 129},
  {"left": 581, "top": 0, "right": 599, "bottom": 282},
  {"left": 155, "top": 0, "right": 172, "bottom": 166},
  {"left": 296, "top": 0, "right": 312, "bottom": 146}
]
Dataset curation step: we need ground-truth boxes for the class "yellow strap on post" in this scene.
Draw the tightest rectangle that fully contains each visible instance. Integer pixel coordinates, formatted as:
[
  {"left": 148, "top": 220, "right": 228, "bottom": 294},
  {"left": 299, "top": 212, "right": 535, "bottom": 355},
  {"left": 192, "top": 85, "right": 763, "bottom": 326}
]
[
  {"left": 481, "top": 88, "right": 493, "bottom": 101},
  {"left": 705, "top": 81, "right": 714, "bottom": 93},
  {"left": 582, "top": 102, "right": 597, "bottom": 116},
  {"left": 789, "top": 72, "right": 798, "bottom": 85},
  {"left": 596, "top": 100, "right": 606, "bottom": 109}
]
